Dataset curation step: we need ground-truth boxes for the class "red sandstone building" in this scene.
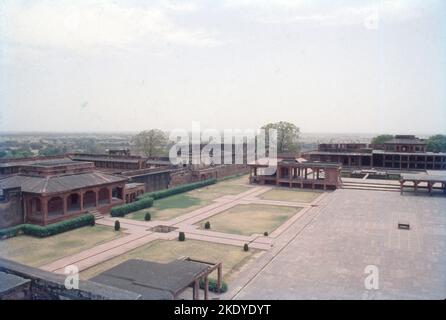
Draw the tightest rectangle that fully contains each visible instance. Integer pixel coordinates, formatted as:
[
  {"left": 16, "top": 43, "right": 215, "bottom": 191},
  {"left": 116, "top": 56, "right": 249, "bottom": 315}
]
[
  {"left": 0, "top": 159, "right": 143, "bottom": 228},
  {"left": 304, "top": 135, "right": 446, "bottom": 170},
  {"left": 248, "top": 157, "right": 342, "bottom": 190}
]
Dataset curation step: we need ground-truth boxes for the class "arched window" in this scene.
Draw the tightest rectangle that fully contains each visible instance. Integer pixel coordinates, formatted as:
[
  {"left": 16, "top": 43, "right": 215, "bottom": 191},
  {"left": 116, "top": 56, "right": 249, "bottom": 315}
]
[
  {"left": 48, "top": 197, "right": 64, "bottom": 217},
  {"left": 67, "top": 193, "right": 81, "bottom": 212},
  {"left": 83, "top": 190, "right": 96, "bottom": 208},
  {"left": 98, "top": 187, "right": 110, "bottom": 205},
  {"left": 27, "top": 197, "right": 42, "bottom": 216}
]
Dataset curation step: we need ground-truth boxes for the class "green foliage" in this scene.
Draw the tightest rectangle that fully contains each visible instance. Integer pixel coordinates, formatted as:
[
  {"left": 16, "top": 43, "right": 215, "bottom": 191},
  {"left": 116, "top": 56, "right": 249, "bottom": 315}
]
[
  {"left": 178, "top": 231, "right": 185, "bottom": 241},
  {"left": 39, "top": 146, "right": 67, "bottom": 156},
  {"left": 243, "top": 243, "right": 249, "bottom": 252},
  {"left": 144, "top": 212, "right": 151, "bottom": 221},
  {"left": 2, "top": 149, "right": 34, "bottom": 159},
  {"left": 261, "top": 121, "right": 300, "bottom": 153},
  {"left": 204, "top": 221, "right": 211, "bottom": 229},
  {"left": 0, "top": 225, "right": 25, "bottom": 239},
  {"left": 114, "top": 220, "right": 120, "bottom": 231},
  {"left": 0, "top": 214, "right": 95, "bottom": 239},
  {"left": 138, "top": 179, "right": 216, "bottom": 201},
  {"left": 199, "top": 278, "right": 228, "bottom": 293},
  {"left": 371, "top": 134, "right": 394, "bottom": 145},
  {"left": 132, "top": 129, "right": 169, "bottom": 157},
  {"left": 110, "top": 197, "right": 154, "bottom": 217},
  {"left": 426, "top": 134, "right": 446, "bottom": 152}
]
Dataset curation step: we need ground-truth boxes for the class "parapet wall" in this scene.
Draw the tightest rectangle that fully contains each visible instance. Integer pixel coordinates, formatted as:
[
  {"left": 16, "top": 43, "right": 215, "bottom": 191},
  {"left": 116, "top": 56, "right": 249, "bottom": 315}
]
[
  {"left": 0, "top": 187, "right": 23, "bottom": 229},
  {"left": 0, "top": 258, "right": 140, "bottom": 300}
]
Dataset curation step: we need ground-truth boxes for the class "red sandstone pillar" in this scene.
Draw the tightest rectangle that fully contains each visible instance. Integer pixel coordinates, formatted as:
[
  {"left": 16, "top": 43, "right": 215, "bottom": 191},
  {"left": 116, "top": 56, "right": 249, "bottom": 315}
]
[
  {"left": 204, "top": 276, "right": 209, "bottom": 300},
  {"left": 217, "top": 263, "right": 223, "bottom": 293},
  {"left": 94, "top": 188, "right": 99, "bottom": 207},
  {"left": 193, "top": 279, "right": 200, "bottom": 300},
  {"left": 63, "top": 194, "right": 68, "bottom": 215},
  {"left": 80, "top": 191, "right": 84, "bottom": 212},
  {"left": 42, "top": 197, "right": 48, "bottom": 226}
]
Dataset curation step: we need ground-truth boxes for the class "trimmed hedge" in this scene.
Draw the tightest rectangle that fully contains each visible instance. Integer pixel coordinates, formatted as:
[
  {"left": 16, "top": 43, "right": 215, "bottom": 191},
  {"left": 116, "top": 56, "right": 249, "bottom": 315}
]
[
  {"left": 0, "top": 214, "right": 95, "bottom": 240},
  {"left": 110, "top": 197, "right": 154, "bottom": 217},
  {"left": 199, "top": 278, "right": 228, "bottom": 293},
  {"left": 138, "top": 179, "right": 217, "bottom": 201},
  {"left": 0, "top": 225, "right": 24, "bottom": 239}
]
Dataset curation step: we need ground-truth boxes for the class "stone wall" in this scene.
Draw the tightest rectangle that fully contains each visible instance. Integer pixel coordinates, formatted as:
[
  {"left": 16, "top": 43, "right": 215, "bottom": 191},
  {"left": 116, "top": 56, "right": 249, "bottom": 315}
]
[
  {"left": 127, "top": 171, "right": 171, "bottom": 193},
  {"left": 0, "top": 258, "right": 140, "bottom": 300},
  {"left": 0, "top": 187, "right": 23, "bottom": 229},
  {"left": 170, "top": 165, "right": 249, "bottom": 187}
]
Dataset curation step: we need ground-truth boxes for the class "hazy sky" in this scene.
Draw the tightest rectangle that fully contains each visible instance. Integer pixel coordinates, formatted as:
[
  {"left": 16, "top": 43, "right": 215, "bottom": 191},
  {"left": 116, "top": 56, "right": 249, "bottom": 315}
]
[{"left": 0, "top": 0, "right": 445, "bottom": 134}]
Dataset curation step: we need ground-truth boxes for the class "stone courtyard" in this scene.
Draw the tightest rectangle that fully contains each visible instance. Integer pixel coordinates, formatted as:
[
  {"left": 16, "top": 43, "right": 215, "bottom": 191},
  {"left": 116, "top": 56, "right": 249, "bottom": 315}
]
[
  {"left": 2, "top": 175, "right": 445, "bottom": 300},
  {"left": 229, "top": 189, "right": 446, "bottom": 299}
]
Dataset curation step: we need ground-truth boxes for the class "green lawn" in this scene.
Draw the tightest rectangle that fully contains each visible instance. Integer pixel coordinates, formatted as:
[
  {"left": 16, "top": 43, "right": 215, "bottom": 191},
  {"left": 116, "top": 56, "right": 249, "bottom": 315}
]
[
  {"left": 80, "top": 239, "right": 261, "bottom": 282},
  {"left": 259, "top": 188, "right": 322, "bottom": 203},
  {"left": 197, "top": 203, "right": 302, "bottom": 236},
  {"left": 128, "top": 193, "right": 205, "bottom": 221},
  {"left": 0, "top": 225, "right": 123, "bottom": 267},
  {"left": 128, "top": 176, "right": 251, "bottom": 221}
]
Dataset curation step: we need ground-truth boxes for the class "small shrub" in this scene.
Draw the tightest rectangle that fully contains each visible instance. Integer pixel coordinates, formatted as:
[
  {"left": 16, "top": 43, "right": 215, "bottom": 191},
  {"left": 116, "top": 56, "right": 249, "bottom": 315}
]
[
  {"left": 144, "top": 212, "right": 151, "bottom": 221},
  {"left": 204, "top": 221, "right": 211, "bottom": 229},
  {"left": 0, "top": 214, "right": 96, "bottom": 239},
  {"left": 263, "top": 231, "right": 268, "bottom": 236},
  {"left": 178, "top": 231, "right": 185, "bottom": 241},
  {"left": 199, "top": 278, "right": 228, "bottom": 293},
  {"left": 0, "top": 225, "right": 25, "bottom": 240},
  {"left": 111, "top": 197, "right": 154, "bottom": 217},
  {"left": 243, "top": 243, "right": 249, "bottom": 252},
  {"left": 114, "top": 220, "right": 120, "bottom": 231}
]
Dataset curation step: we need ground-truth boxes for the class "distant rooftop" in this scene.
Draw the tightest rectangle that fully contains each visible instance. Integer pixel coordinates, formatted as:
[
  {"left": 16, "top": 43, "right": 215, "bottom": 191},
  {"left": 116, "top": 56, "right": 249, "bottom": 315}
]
[
  {"left": 0, "top": 171, "right": 127, "bottom": 194},
  {"left": 384, "top": 135, "right": 426, "bottom": 145}
]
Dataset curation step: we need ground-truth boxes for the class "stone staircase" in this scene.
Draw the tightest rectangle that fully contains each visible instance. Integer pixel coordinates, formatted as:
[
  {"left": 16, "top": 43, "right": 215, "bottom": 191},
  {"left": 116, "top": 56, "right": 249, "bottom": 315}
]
[
  {"left": 90, "top": 210, "right": 104, "bottom": 221},
  {"left": 341, "top": 181, "right": 400, "bottom": 192}
]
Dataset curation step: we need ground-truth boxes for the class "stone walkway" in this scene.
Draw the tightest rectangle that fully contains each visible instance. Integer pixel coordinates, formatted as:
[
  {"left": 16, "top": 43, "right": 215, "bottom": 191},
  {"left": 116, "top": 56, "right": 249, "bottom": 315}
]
[{"left": 41, "top": 185, "right": 325, "bottom": 279}]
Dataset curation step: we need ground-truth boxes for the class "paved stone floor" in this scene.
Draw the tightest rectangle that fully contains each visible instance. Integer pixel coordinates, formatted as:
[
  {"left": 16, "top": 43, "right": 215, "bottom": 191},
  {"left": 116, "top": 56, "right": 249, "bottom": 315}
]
[{"left": 231, "top": 189, "right": 446, "bottom": 300}]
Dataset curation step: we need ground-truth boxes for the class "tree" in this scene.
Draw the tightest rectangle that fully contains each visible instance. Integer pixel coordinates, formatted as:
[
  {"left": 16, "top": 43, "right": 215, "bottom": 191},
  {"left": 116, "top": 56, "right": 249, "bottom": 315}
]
[
  {"left": 39, "top": 146, "right": 67, "bottom": 156},
  {"left": 132, "top": 129, "right": 168, "bottom": 157},
  {"left": 371, "top": 134, "right": 393, "bottom": 145},
  {"left": 261, "top": 121, "right": 300, "bottom": 154},
  {"left": 426, "top": 134, "right": 446, "bottom": 152}
]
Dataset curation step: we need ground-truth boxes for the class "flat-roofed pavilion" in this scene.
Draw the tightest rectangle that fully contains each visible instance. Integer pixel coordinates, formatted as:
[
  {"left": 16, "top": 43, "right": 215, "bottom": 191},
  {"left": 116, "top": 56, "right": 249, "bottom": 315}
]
[
  {"left": 249, "top": 157, "right": 342, "bottom": 190},
  {"left": 91, "top": 258, "right": 223, "bottom": 300},
  {"left": 400, "top": 173, "right": 446, "bottom": 195}
]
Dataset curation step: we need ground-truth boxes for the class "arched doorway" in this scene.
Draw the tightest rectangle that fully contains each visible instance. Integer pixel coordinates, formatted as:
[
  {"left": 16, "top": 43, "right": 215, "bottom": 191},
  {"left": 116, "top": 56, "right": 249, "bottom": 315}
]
[
  {"left": 67, "top": 193, "right": 81, "bottom": 212},
  {"left": 98, "top": 187, "right": 110, "bottom": 205},
  {"left": 27, "top": 197, "right": 42, "bottom": 216},
  {"left": 83, "top": 190, "right": 96, "bottom": 209},
  {"left": 48, "top": 197, "right": 64, "bottom": 217}
]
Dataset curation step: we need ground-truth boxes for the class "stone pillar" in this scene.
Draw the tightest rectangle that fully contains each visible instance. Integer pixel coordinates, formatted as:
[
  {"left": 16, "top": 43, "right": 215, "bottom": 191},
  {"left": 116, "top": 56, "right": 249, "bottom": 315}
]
[
  {"left": 193, "top": 279, "right": 200, "bottom": 300},
  {"left": 217, "top": 264, "right": 223, "bottom": 293},
  {"left": 204, "top": 276, "right": 209, "bottom": 300},
  {"left": 41, "top": 197, "right": 48, "bottom": 226},
  {"left": 108, "top": 187, "right": 113, "bottom": 203},
  {"left": 80, "top": 191, "right": 84, "bottom": 212},
  {"left": 63, "top": 194, "right": 68, "bottom": 215},
  {"left": 94, "top": 188, "right": 99, "bottom": 207}
]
